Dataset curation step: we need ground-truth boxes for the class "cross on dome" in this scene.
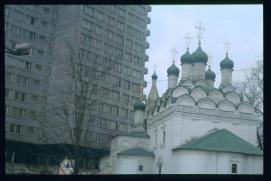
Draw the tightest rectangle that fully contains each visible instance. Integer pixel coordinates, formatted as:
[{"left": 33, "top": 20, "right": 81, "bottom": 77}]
[
  {"left": 153, "top": 64, "right": 157, "bottom": 73},
  {"left": 170, "top": 47, "right": 178, "bottom": 64},
  {"left": 223, "top": 38, "right": 231, "bottom": 55},
  {"left": 195, "top": 22, "right": 205, "bottom": 45},
  {"left": 208, "top": 52, "right": 213, "bottom": 68},
  {"left": 184, "top": 33, "right": 193, "bottom": 49}
]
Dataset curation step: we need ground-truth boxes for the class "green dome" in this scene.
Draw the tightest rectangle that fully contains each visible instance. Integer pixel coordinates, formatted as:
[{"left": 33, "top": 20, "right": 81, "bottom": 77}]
[
  {"left": 134, "top": 99, "right": 146, "bottom": 111},
  {"left": 192, "top": 46, "right": 208, "bottom": 64},
  {"left": 220, "top": 53, "right": 234, "bottom": 70},
  {"left": 167, "top": 63, "right": 180, "bottom": 76},
  {"left": 151, "top": 72, "right": 158, "bottom": 80},
  {"left": 205, "top": 67, "right": 216, "bottom": 81},
  {"left": 181, "top": 48, "right": 194, "bottom": 65}
]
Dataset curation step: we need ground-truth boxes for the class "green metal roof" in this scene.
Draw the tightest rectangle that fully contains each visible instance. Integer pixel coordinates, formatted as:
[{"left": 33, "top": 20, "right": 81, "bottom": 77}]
[
  {"left": 117, "top": 147, "right": 154, "bottom": 157},
  {"left": 115, "top": 131, "right": 150, "bottom": 138},
  {"left": 172, "top": 129, "right": 263, "bottom": 156}
]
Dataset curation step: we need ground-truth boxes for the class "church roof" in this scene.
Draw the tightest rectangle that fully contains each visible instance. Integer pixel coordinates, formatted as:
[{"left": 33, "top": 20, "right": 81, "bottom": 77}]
[
  {"left": 117, "top": 147, "right": 154, "bottom": 157},
  {"left": 172, "top": 129, "right": 263, "bottom": 156}
]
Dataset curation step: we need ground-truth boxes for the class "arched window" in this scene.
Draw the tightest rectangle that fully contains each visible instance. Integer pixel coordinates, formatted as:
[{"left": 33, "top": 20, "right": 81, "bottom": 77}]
[
  {"left": 158, "top": 163, "right": 162, "bottom": 174},
  {"left": 162, "top": 130, "right": 165, "bottom": 144},
  {"left": 231, "top": 163, "right": 237, "bottom": 174},
  {"left": 138, "top": 164, "right": 143, "bottom": 172}
]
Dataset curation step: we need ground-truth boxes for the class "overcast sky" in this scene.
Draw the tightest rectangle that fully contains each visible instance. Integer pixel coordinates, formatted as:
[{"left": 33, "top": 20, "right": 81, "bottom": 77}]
[{"left": 144, "top": 5, "right": 263, "bottom": 96}]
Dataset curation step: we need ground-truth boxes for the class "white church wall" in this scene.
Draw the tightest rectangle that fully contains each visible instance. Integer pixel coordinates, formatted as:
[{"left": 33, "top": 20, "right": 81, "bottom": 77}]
[
  {"left": 208, "top": 89, "right": 224, "bottom": 104},
  {"left": 238, "top": 103, "right": 255, "bottom": 114},
  {"left": 197, "top": 97, "right": 216, "bottom": 109},
  {"left": 172, "top": 86, "right": 189, "bottom": 97},
  {"left": 218, "top": 100, "right": 236, "bottom": 111},
  {"left": 176, "top": 95, "right": 195, "bottom": 106},
  {"left": 225, "top": 91, "right": 241, "bottom": 105},
  {"left": 172, "top": 150, "right": 262, "bottom": 174},
  {"left": 191, "top": 87, "right": 207, "bottom": 102},
  {"left": 115, "top": 155, "right": 154, "bottom": 174}
]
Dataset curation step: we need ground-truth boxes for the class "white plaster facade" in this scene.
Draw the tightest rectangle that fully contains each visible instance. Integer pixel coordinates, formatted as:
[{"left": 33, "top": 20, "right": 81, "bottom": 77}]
[{"left": 98, "top": 45, "right": 263, "bottom": 175}]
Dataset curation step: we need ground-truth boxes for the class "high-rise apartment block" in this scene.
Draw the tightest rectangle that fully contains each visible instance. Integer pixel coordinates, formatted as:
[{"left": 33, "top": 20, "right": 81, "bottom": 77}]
[{"left": 5, "top": 5, "right": 151, "bottom": 174}]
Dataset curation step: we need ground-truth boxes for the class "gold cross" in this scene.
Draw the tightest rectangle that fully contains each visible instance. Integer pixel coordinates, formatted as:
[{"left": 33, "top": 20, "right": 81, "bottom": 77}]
[
  {"left": 153, "top": 64, "right": 157, "bottom": 72},
  {"left": 184, "top": 33, "right": 193, "bottom": 48},
  {"left": 208, "top": 52, "right": 213, "bottom": 67},
  {"left": 223, "top": 38, "right": 231, "bottom": 54},
  {"left": 195, "top": 22, "right": 205, "bottom": 42},
  {"left": 170, "top": 47, "right": 178, "bottom": 64}
]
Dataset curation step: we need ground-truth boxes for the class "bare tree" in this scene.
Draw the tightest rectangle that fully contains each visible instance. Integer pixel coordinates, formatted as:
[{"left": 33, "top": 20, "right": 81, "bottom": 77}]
[
  {"left": 233, "top": 60, "right": 263, "bottom": 149},
  {"left": 43, "top": 40, "right": 114, "bottom": 174}
]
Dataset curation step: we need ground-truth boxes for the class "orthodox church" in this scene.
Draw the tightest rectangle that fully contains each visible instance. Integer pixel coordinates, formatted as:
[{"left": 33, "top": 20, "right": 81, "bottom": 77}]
[{"left": 98, "top": 32, "right": 263, "bottom": 174}]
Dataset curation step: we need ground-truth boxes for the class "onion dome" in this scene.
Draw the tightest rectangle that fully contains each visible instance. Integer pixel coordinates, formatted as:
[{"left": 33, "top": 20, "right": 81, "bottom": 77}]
[
  {"left": 220, "top": 53, "right": 234, "bottom": 70},
  {"left": 181, "top": 48, "right": 194, "bottom": 65},
  {"left": 167, "top": 63, "right": 180, "bottom": 76},
  {"left": 134, "top": 99, "right": 146, "bottom": 111},
  {"left": 205, "top": 66, "right": 216, "bottom": 81},
  {"left": 151, "top": 71, "right": 158, "bottom": 80},
  {"left": 192, "top": 45, "right": 208, "bottom": 64}
]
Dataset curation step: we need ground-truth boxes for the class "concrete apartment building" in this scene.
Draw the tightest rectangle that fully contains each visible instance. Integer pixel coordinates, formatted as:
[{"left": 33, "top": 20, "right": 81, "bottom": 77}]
[{"left": 5, "top": 5, "right": 151, "bottom": 174}]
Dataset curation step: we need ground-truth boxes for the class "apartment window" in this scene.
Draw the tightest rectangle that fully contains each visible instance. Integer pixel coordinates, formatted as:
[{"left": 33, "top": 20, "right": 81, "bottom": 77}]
[
  {"left": 122, "top": 94, "right": 129, "bottom": 104},
  {"left": 119, "top": 108, "right": 128, "bottom": 118},
  {"left": 24, "top": 62, "right": 32, "bottom": 71},
  {"left": 126, "top": 39, "right": 133, "bottom": 49},
  {"left": 41, "top": 21, "right": 48, "bottom": 27},
  {"left": 115, "top": 48, "right": 123, "bottom": 59},
  {"left": 96, "top": 11, "right": 104, "bottom": 21},
  {"left": 106, "top": 30, "right": 114, "bottom": 41},
  {"left": 9, "top": 124, "right": 15, "bottom": 133},
  {"left": 5, "top": 72, "right": 13, "bottom": 83},
  {"left": 37, "top": 49, "right": 45, "bottom": 56},
  {"left": 125, "top": 53, "right": 133, "bottom": 63},
  {"left": 123, "top": 80, "right": 130, "bottom": 89},
  {"left": 111, "top": 91, "right": 119, "bottom": 101},
  {"left": 5, "top": 7, "right": 10, "bottom": 16},
  {"left": 128, "top": 13, "right": 134, "bottom": 23},
  {"left": 231, "top": 163, "right": 237, "bottom": 174},
  {"left": 84, "top": 5, "right": 95, "bottom": 16},
  {"left": 82, "top": 19, "right": 94, "bottom": 31},
  {"left": 111, "top": 106, "right": 118, "bottom": 116},
  {"left": 115, "top": 34, "right": 124, "bottom": 45},
  {"left": 14, "top": 10, "right": 23, "bottom": 21},
  {"left": 33, "top": 79, "right": 41, "bottom": 86},
  {"left": 27, "top": 126, "right": 35, "bottom": 134},
  {"left": 95, "top": 25, "right": 103, "bottom": 35},
  {"left": 131, "top": 83, "right": 140, "bottom": 93},
  {"left": 117, "top": 21, "right": 125, "bottom": 31},
  {"left": 10, "top": 124, "right": 23, "bottom": 134},
  {"left": 39, "top": 35, "right": 46, "bottom": 41},
  {"left": 118, "top": 8, "right": 126, "bottom": 18},
  {"left": 30, "top": 17, "right": 35, "bottom": 25},
  {"left": 138, "top": 165, "right": 144, "bottom": 172},
  {"left": 106, "top": 16, "right": 115, "bottom": 26},
  {"left": 43, "top": 7, "right": 50, "bottom": 13}
]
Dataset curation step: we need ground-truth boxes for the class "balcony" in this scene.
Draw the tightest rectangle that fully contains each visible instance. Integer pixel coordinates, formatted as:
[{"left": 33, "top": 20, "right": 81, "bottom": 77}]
[
  {"left": 146, "top": 29, "right": 150, "bottom": 36},
  {"left": 144, "top": 54, "right": 149, "bottom": 62},
  {"left": 147, "top": 17, "right": 151, "bottom": 24},
  {"left": 144, "top": 67, "right": 148, "bottom": 74},
  {"left": 145, "top": 42, "right": 149, "bottom": 49}
]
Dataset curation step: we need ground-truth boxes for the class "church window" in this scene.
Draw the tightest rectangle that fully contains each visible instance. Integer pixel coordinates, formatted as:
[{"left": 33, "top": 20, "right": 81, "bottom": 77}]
[
  {"left": 231, "top": 163, "right": 237, "bottom": 174},
  {"left": 138, "top": 165, "right": 143, "bottom": 172},
  {"left": 158, "top": 163, "right": 162, "bottom": 174},
  {"left": 162, "top": 130, "right": 166, "bottom": 144}
]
